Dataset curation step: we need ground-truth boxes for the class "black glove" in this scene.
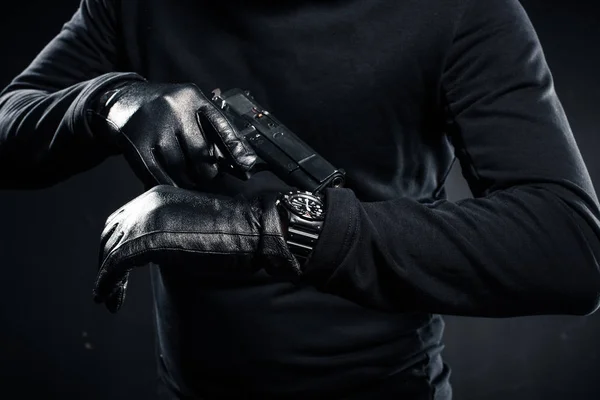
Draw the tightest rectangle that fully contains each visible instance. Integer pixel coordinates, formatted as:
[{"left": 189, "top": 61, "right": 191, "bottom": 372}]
[
  {"left": 93, "top": 184, "right": 300, "bottom": 313},
  {"left": 88, "top": 79, "right": 256, "bottom": 189}
]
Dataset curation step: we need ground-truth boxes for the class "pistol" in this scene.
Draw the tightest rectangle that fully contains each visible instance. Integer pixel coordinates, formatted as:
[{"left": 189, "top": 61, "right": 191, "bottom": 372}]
[{"left": 209, "top": 88, "right": 345, "bottom": 194}]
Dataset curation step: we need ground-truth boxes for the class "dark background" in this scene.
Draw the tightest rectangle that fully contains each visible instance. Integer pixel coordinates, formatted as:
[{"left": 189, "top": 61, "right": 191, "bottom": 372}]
[{"left": 0, "top": 1, "right": 598, "bottom": 399}]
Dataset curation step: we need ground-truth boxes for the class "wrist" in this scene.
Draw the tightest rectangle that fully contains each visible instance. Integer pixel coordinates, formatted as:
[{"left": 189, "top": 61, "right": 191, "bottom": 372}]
[
  {"left": 300, "top": 187, "right": 359, "bottom": 286},
  {"left": 276, "top": 190, "right": 326, "bottom": 269},
  {"left": 92, "top": 79, "right": 145, "bottom": 117},
  {"left": 87, "top": 79, "right": 147, "bottom": 151}
]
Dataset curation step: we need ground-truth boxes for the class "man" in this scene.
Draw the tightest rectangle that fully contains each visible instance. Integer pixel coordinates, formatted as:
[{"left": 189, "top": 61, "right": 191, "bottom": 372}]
[{"left": 1, "top": 0, "right": 599, "bottom": 398}]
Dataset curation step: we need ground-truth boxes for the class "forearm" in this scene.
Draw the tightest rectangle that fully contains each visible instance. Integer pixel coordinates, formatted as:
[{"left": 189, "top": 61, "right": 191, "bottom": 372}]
[
  {"left": 0, "top": 73, "right": 139, "bottom": 188},
  {"left": 304, "top": 0, "right": 600, "bottom": 317},
  {"left": 0, "top": 0, "right": 143, "bottom": 189},
  {"left": 306, "top": 181, "right": 600, "bottom": 317}
]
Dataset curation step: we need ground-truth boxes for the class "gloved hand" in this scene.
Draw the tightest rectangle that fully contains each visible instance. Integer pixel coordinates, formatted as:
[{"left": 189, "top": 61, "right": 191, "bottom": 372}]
[
  {"left": 93, "top": 184, "right": 301, "bottom": 313},
  {"left": 88, "top": 79, "right": 256, "bottom": 189}
]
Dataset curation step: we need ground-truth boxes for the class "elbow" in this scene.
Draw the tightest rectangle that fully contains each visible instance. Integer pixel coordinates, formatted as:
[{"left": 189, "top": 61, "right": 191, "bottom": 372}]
[
  {"left": 564, "top": 269, "right": 600, "bottom": 316},
  {"left": 560, "top": 290, "right": 600, "bottom": 317},
  {"left": 582, "top": 294, "right": 600, "bottom": 316},
  {"left": 530, "top": 265, "right": 600, "bottom": 317},
  {"left": 567, "top": 213, "right": 600, "bottom": 316},
  {"left": 541, "top": 182, "right": 600, "bottom": 316},
  {"left": 555, "top": 224, "right": 600, "bottom": 316},
  {"left": 551, "top": 248, "right": 600, "bottom": 316},
  {"left": 520, "top": 273, "right": 600, "bottom": 317}
]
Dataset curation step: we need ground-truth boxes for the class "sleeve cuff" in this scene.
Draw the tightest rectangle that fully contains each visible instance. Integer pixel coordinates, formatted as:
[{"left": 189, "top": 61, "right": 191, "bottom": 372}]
[
  {"left": 302, "top": 187, "right": 361, "bottom": 287},
  {"left": 69, "top": 71, "right": 146, "bottom": 141}
]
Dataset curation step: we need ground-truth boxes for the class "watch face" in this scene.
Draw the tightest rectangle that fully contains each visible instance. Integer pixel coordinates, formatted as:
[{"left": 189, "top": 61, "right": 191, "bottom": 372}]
[{"left": 285, "top": 192, "right": 325, "bottom": 221}]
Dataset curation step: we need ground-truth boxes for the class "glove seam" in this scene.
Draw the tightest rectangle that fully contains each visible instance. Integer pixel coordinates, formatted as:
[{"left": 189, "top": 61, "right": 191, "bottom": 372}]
[
  {"left": 99, "top": 241, "right": 260, "bottom": 280},
  {"left": 89, "top": 108, "right": 169, "bottom": 186},
  {"left": 73, "top": 72, "right": 146, "bottom": 140},
  {"left": 172, "top": 132, "right": 189, "bottom": 168},
  {"left": 112, "top": 229, "right": 263, "bottom": 247},
  {"left": 96, "top": 245, "right": 259, "bottom": 307},
  {"left": 101, "top": 229, "right": 269, "bottom": 267}
]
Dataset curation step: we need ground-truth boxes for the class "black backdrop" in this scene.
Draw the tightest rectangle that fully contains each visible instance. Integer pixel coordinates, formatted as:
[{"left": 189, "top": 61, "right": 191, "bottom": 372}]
[{"left": 0, "top": 1, "right": 599, "bottom": 399}]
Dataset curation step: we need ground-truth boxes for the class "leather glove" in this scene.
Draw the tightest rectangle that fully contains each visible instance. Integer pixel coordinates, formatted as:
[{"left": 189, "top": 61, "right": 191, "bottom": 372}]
[
  {"left": 93, "top": 184, "right": 300, "bottom": 313},
  {"left": 88, "top": 79, "right": 256, "bottom": 189}
]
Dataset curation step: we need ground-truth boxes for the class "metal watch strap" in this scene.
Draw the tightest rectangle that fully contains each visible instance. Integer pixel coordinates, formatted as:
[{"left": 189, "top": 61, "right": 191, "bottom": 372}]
[
  {"left": 277, "top": 190, "right": 325, "bottom": 267},
  {"left": 285, "top": 216, "right": 322, "bottom": 266}
]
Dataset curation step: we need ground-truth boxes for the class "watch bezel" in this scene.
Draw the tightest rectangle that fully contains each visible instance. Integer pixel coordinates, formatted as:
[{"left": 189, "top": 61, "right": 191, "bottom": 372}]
[{"left": 281, "top": 190, "right": 325, "bottom": 221}]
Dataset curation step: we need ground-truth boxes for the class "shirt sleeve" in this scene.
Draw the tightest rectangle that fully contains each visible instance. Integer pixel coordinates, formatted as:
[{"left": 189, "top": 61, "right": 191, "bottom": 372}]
[
  {"left": 303, "top": 0, "right": 600, "bottom": 317},
  {"left": 0, "top": 0, "right": 143, "bottom": 189}
]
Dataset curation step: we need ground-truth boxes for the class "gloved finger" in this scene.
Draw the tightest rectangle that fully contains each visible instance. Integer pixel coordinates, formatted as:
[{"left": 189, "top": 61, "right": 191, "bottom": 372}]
[
  {"left": 196, "top": 103, "right": 257, "bottom": 173},
  {"left": 94, "top": 245, "right": 131, "bottom": 303},
  {"left": 122, "top": 139, "right": 177, "bottom": 188},
  {"left": 100, "top": 229, "right": 125, "bottom": 268},
  {"left": 95, "top": 239, "right": 156, "bottom": 303},
  {"left": 150, "top": 131, "right": 199, "bottom": 189},
  {"left": 104, "top": 207, "right": 126, "bottom": 230},
  {"left": 104, "top": 273, "right": 129, "bottom": 313},
  {"left": 174, "top": 126, "right": 219, "bottom": 184},
  {"left": 100, "top": 222, "right": 120, "bottom": 257},
  {"left": 103, "top": 189, "right": 157, "bottom": 238}
]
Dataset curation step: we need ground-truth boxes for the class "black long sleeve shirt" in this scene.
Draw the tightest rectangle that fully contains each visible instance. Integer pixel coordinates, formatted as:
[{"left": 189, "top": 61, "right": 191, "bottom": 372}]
[{"left": 1, "top": 0, "right": 600, "bottom": 399}]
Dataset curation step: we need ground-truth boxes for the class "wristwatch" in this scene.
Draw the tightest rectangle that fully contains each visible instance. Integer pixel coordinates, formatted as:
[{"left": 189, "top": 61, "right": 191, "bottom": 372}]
[{"left": 275, "top": 190, "right": 326, "bottom": 267}]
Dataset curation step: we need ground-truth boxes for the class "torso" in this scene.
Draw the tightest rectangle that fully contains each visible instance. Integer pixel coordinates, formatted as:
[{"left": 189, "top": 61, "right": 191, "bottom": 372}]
[{"left": 117, "top": 0, "right": 461, "bottom": 397}]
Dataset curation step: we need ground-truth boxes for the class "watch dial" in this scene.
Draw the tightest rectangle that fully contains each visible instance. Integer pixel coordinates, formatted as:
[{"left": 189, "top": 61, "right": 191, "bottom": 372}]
[{"left": 287, "top": 193, "right": 325, "bottom": 220}]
